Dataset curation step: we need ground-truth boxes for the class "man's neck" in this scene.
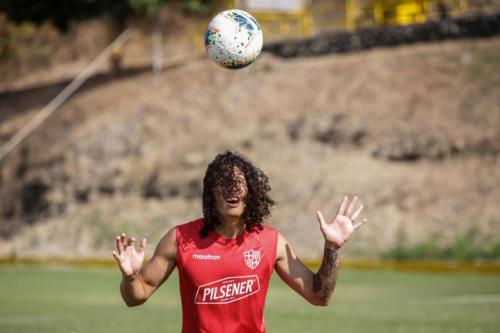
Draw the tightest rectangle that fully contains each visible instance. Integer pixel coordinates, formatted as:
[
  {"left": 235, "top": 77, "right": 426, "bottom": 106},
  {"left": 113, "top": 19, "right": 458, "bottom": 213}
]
[{"left": 216, "top": 217, "right": 245, "bottom": 238}]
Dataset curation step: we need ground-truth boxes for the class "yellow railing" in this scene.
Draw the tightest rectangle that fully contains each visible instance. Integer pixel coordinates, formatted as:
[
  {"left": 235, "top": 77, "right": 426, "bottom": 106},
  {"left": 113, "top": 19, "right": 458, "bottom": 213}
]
[
  {"left": 253, "top": 11, "right": 313, "bottom": 41},
  {"left": 346, "top": 0, "right": 472, "bottom": 30},
  {"left": 2, "top": 256, "right": 500, "bottom": 275},
  {"left": 195, "top": 0, "right": 482, "bottom": 46},
  {"left": 225, "top": 0, "right": 313, "bottom": 41}
]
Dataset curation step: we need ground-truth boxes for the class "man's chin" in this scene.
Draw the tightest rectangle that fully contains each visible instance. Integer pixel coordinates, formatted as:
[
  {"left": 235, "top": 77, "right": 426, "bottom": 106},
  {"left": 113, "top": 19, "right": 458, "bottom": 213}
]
[
  {"left": 222, "top": 207, "right": 245, "bottom": 217},
  {"left": 226, "top": 210, "right": 244, "bottom": 217}
]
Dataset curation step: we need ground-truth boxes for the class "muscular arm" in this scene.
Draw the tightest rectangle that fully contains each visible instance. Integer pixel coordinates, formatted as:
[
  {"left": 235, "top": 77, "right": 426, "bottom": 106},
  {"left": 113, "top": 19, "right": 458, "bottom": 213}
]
[
  {"left": 312, "top": 245, "right": 339, "bottom": 304},
  {"left": 275, "top": 196, "right": 366, "bottom": 305},
  {"left": 120, "top": 228, "right": 177, "bottom": 307},
  {"left": 274, "top": 233, "right": 339, "bottom": 306}
]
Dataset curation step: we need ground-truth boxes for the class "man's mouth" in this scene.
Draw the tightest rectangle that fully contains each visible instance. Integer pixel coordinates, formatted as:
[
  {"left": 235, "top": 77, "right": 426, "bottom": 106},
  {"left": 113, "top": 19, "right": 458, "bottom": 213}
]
[{"left": 225, "top": 198, "right": 240, "bottom": 206}]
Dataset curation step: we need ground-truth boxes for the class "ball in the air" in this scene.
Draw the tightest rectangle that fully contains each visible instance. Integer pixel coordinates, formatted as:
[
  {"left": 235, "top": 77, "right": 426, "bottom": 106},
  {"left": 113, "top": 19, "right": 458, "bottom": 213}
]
[{"left": 205, "top": 9, "right": 263, "bottom": 69}]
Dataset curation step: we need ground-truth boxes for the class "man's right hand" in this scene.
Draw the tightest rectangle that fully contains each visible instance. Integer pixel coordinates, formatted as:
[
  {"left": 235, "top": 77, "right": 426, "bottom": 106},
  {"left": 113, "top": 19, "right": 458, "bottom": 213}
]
[{"left": 112, "top": 233, "right": 146, "bottom": 277}]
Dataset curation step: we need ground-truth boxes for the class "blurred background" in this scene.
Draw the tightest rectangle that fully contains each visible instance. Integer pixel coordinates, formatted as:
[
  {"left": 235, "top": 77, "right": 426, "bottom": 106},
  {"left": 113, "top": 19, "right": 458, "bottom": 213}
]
[
  {"left": 0, "top": 0, "right": 499, "bottom": 261},
  {"left": 0, "top": 0, "right": 499, "bottom": 332}
]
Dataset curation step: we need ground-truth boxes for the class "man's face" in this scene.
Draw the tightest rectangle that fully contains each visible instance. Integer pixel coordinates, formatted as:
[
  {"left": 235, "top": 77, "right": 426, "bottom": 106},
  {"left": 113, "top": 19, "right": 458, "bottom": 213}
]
[{"left": 214, "top": 167, "right": 248, "bottom": 220}]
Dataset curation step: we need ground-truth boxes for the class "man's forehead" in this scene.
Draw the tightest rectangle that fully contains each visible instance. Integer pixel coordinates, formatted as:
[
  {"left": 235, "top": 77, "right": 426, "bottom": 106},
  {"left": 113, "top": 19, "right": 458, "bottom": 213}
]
[
  {"left": 216, "top": 166, "right": 246, "bottom": 184},
  {"left": 233, "top": 167, "right": 245, "bottom": 178}
]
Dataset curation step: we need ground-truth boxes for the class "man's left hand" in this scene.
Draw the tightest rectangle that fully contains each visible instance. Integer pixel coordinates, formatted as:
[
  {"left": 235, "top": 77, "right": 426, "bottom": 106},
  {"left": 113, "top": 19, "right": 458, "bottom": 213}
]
[{"left": 316, "top": 196, "right": 367, "bottom": 249}]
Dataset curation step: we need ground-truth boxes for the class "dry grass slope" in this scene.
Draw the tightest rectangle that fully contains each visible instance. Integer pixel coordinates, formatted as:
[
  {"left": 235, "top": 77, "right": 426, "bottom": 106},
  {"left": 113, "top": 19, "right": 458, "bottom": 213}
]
[{"left": 0, "top": 36, "right": 499, "bottom": 260}]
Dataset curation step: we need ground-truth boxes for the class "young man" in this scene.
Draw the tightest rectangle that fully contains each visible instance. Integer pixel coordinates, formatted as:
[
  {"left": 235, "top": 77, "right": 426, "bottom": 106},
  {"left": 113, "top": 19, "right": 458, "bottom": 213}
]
[{"left": 113, "top": 151, "right": 367, "bottom": 333}]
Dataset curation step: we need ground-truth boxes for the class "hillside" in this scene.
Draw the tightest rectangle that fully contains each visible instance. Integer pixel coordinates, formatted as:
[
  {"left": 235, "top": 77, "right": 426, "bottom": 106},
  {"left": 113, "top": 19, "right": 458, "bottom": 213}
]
[{"left": 0, "top": 36, "right": 499, "bottom": 260}]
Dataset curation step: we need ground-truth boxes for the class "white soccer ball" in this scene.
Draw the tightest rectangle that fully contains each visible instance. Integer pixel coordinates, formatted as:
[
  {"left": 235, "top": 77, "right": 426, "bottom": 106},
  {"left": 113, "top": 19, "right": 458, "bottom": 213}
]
[{"left": 205, "top": 9, "right": 263, "bottom": 69}]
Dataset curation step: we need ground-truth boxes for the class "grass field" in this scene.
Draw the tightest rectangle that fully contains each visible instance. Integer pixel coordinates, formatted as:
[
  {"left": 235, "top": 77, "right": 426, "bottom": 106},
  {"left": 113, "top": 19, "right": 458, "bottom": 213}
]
[{"left": 0, "top": 265, "right": 499, "bottom": 333}]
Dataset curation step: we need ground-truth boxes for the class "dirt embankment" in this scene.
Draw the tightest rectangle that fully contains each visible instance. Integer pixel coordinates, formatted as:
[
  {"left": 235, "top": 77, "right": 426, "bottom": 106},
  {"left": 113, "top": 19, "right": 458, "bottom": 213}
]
[{"left": 0, "top": 35, "right": 499, "bottom": 259}]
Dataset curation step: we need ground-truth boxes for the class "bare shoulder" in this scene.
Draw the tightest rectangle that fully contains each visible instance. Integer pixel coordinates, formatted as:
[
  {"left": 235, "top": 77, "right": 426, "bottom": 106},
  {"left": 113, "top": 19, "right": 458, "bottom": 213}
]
[
  {"left": 153, "top": 227, "right": 177, "bottom": 261},
  {"left": 139, "top": 227, "right": 178, "bottom": 291},
  {"left": 275, "top": 232, "right": 296, "bottom": 262}
]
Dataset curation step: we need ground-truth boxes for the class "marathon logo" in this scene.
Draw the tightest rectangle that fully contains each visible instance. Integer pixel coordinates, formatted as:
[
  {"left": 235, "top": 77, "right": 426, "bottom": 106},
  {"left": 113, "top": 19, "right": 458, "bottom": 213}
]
[
  {"left": 194, "top": 275, "right": 260, "bottom": 304},
  {"left": 192, "top": 254, "right": 221, "bottom": 260}
]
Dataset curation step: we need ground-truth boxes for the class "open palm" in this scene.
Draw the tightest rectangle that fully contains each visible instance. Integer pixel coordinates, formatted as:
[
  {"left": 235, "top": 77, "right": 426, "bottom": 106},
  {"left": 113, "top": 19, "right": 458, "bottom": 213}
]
[
  {"left": 112, "top": 233, "right": 146, "bottom": 277},
  {"left": 317, "top": 196, "right": 367, "bottom": 249}
]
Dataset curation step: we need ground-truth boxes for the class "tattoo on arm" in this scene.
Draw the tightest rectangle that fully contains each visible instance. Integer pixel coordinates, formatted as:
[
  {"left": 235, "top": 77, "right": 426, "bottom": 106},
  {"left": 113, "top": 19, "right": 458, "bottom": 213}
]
[{"left": 312, "top": 247, "right": 339, "bottom": 303}]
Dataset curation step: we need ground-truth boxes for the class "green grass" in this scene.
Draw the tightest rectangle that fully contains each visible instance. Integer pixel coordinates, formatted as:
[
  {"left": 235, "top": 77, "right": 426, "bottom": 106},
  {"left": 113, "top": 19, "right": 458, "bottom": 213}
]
[
  {"left": 384, "top": 228, "right": 500, "bottom": 261},
  {"left": 0, "top": 266, "right": 499, "bottom": 333}
]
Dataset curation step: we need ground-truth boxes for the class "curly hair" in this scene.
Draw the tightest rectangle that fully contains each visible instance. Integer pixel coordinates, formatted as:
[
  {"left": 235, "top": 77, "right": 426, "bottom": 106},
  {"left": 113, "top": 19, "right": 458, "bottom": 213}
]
[{"left": 200, "top": 151, "right": 275, "bottom": 238}]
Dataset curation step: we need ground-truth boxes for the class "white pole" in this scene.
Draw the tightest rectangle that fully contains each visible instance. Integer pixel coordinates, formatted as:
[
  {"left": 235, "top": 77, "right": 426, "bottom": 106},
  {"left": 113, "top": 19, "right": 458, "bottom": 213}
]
[
  {"left": 152, "top": 13, "right": 163, "bottom": 74},
  {"left": 0, "top": 29, "right": 133, "bottom": 163}
]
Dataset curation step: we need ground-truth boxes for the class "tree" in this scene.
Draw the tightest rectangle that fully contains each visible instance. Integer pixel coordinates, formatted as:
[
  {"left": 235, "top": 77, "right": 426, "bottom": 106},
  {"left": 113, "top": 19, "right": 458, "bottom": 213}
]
[{"left": 0, "top": 0, "right": 133, "bottom": 31}]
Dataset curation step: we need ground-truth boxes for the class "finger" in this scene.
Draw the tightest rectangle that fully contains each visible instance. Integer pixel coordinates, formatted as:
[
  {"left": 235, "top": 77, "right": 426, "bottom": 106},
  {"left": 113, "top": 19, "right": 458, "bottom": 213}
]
[
  {"left": 120, "top": 233, "right": 127, "bottom": 250},
  {"left": 346, "top": 196, "right": 358, "bottom": 218},
  {"left": 316, "top": 210, "right": 327, "bottom": 231},
  {"left": 127, "top": 237, "right": 135, "bottom": 247},
  {"left": 336, "top": 196, "right": 349, "bottom": 216},
  {"left": 112, "top": 250, "right": 121, "bottom": 263},
  {"left": 353, "top": 218, "right": 368, "bottom": 231},
  {"left": 139, "top": 238, "right": 147, "bottom": 254},
  {"left": 351, "top": 205, "right": 364, "bottom": 221},
  {"left": 116, "top": 236, "right": 124, "bottom": 254}
]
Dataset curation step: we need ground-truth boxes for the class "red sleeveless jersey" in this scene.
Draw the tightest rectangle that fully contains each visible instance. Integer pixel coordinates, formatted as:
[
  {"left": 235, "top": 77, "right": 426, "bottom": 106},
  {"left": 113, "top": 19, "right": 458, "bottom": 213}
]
[{"left": 176, "top": 218, "right": 278, "bottom": 333}]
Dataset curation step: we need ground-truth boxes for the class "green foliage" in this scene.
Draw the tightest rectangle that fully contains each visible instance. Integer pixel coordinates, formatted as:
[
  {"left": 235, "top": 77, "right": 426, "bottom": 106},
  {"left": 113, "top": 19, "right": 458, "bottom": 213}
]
[
  {"left": 0, "top": 0, "right": 132, "bottom": 31},
  {"left": 184, "top": 0, "right": 211, "bottom": 15},
  {"left": 0, "top": 18, "right": 61, "bottom": 81},
  {"left": 0, "top": 14, "right": 11, "bottom": 61},
  {"left": 384, "top": 227, "right": 500, "bottom": 261},
  {"left": 128, "top": 0, "right": 211, "bottom": 15},
  {"left": 128, "top": 0, "right": 165, "bottom": 14}
]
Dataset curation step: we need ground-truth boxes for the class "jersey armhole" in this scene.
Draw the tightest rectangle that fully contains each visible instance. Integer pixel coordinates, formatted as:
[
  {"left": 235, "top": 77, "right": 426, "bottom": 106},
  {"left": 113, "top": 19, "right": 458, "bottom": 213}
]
[
  {"left": 175, "top": 226, "right": 184, "bottom": 270},
  {"left": 272, "top": 229, "right": 279, "bottom": 270}
]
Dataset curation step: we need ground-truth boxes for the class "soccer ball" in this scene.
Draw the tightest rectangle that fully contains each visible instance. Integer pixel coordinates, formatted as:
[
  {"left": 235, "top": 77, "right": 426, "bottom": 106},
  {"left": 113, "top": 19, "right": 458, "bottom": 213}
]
[{"left": 205, "top": 9, "right": 263, "bottom": 69}]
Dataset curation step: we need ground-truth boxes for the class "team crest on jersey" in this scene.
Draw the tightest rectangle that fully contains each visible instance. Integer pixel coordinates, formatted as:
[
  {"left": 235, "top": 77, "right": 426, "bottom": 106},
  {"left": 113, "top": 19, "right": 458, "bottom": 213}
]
[{"left": 244, "top": 249, "right": 261, "bottom": 269}]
